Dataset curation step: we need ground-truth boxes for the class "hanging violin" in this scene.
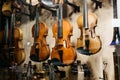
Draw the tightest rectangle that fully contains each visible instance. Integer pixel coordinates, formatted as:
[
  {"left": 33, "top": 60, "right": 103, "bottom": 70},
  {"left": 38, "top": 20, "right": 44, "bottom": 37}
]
[
  {"left": 77, "top": 0, "right": 102, "bottom": 55},
  {"left": 51, "top": 0, "right": 76, "bottom": 65},
  {"left": 8, "top": 11, "right": 26, "bottom": 65},
  {"left": 30, "top": 5, "right": 50, "bottom": 62},
  {"left": 0, "top": 10, "right": 26, "bottom": 66}
]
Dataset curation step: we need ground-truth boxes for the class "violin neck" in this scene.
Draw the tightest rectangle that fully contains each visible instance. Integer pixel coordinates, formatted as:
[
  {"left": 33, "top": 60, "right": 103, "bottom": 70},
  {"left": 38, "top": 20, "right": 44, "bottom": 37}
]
[
  {"left": 83, "top": 0, "right": 88, "bottom": 29},
  {"left": 35, "top": 7, "right": 39, "bottom": 38},
  {"left": 9, "top": 13, "right": 15, "bottom": 47},
  {"left": 58, "top": 3, "right": 63, "bottom": 38},
  {"left": 4, "top": 18, "right": 9, "bottom": 45}
]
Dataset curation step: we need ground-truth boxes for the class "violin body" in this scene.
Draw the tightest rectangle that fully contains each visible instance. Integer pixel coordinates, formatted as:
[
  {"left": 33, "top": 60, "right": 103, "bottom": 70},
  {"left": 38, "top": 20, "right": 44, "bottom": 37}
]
[
  {"left": 30, "top": 22, "right": 50, "bottom": 62},
  {"left": 77, "top": 36, "right": 101, "bottom": 54},
  {"left": 13, "top": 27, "right": 26, "bottom": 65},
  {"left": 51, "top": 19, "right": 76, "bottom": 65},
  {"left": 77, "top": 12, "right": 102, "bottom": 54}
]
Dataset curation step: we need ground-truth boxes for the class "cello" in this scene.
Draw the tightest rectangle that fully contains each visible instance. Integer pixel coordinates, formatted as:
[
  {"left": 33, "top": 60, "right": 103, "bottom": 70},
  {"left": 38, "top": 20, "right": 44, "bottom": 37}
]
[
  {"left": 30, "top": 5, "right": 50, "bottom": 62},
  {"left": 77, "top": 0, "right": 102, "bottom": 55},
  {"left": 51, "top": 0, "right": 76, "bottom": 65}
]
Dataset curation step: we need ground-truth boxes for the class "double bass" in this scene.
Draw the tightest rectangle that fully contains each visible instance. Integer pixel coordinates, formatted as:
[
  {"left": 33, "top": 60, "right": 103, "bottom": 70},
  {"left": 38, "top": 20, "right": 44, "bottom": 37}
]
[
  {"left": 51, "top": 0, "right": 76, "bottom": 65},
  {"left": 30, "top": 5, "right": 50, "bottom": 62},
  {"left": 77, "top": 0, "right": 102, "bottom": 55}
]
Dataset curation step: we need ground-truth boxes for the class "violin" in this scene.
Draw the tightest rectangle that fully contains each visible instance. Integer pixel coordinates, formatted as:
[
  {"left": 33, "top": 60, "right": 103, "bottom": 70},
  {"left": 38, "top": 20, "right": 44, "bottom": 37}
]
[
  {"left": 51, "top": 0, "right": 76, "bottom": 65},
  {"left": 77, "top": 0, "right": 101, "bottom": 55},
  {"left": 2, "top": 12, "right": 25, "bottom": 66},
  {"left": 30, "top": 6, "right": 50, "bottom": 62}
]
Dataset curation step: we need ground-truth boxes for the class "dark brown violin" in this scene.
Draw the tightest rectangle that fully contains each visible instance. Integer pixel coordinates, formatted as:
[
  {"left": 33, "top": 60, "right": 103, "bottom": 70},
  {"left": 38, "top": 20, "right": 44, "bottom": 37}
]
[
  {"left": 0, "top": 10, "right": 26, "bottom": 66},
  {"left": 51, "top": 1, "right": 76, "bottom": 65},
  {"left": 77, "top": 0, "right": 101, "bottom": 55},
  {"left": 30, "top": 6, "right": 50, "bottom": 62},
  {"left": 9, "top": 11, "right": 26, "bottom": 65}
]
